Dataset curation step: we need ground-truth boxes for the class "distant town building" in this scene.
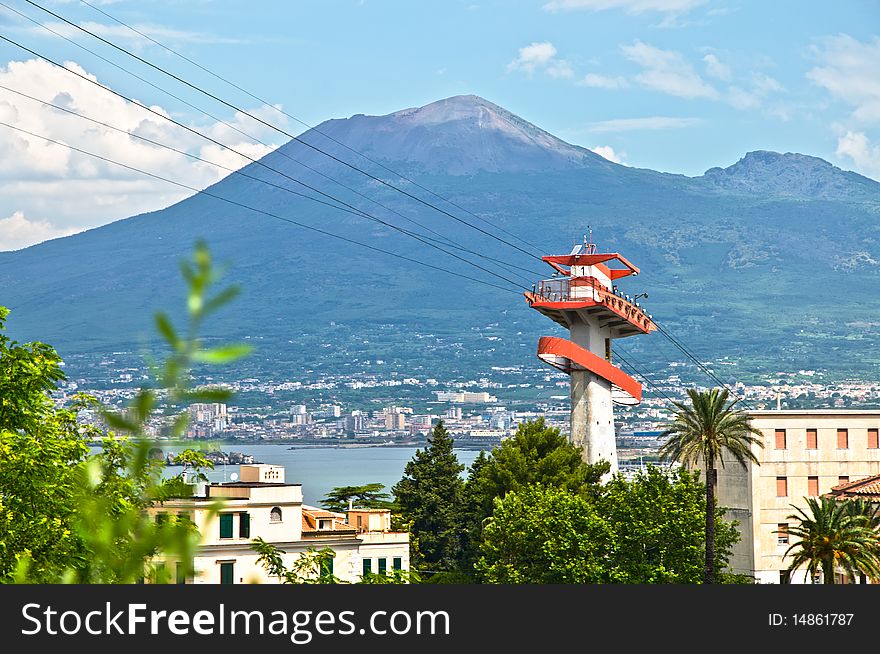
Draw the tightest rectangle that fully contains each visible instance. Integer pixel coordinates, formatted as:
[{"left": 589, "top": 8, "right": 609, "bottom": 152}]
[
  {"left": 434, "top": 391, "right": 497, "bottom": 403},
  {"left": 188, "top": 403, "right": 229, "bottom": 437},
  {"left": 384, "top": 407, "right": 406, "bottom": 431},
  {"left": 290, "top": 404, "right": 311, "bottom": 426},
  {"left": 445, "top": 407, "right": 463, "bottom": 420},
  {"left": 714, "top": 410, "right": 880, "bottom": 584},
  {"left": 149, "top": 464, "right": 409, "bottom": 584}
]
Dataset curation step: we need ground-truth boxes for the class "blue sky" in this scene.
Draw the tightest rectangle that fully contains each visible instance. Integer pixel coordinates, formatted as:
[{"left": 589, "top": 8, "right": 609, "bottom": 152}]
[{"left": 0, "top": 0, "right": 878, "bottom": 249}]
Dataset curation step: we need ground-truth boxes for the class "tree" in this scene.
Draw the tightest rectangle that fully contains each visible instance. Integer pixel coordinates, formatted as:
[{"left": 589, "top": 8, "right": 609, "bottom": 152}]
[
  {"left": 597, "top": 466, "right": 741, "bottom": 583},
  {"left": 252, "top": 538, "right": 342, "bottom": 584},
  {"left": 392, "top": 420, "right": 464, "bottom": 575},
  {"left": 474, "top": 418, "right": 608, "bottom": 514},
  {"left": 476, "top": 485, "right": 613, "bottom": 584},
  {"left": 659, "top": 388, "right": 763, "bottom": 584},
  {"left": 321, "top": 483, "right": 392, "bottom": 512},
  {"left": 783, "top": 496, "right": 880, "bottom": 584},
  {"left": 4, "top": 241, "right": 250, "bottom": 583}
]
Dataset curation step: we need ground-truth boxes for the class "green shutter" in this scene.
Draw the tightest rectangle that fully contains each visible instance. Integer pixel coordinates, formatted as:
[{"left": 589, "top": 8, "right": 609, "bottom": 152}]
[
  {"left": 362, "top": 558, "right": 372, "bottom": 577},
  {"left": 219, "top": 513, "right": 233, "bottom": 539},
  {"left": 176, "top": 562, "right": 186, "bottom": 585},
  {"left": 393, "top": 557, "right": 402, "bottom": 571},
  {"left": 378, "top": 557, "right": 387, "bottom": 575},
  {"left": 220, "top": 562, "right": 234, "bottom": 585},
  {"left": 320, "top": 555, "right": 334, "bottom": 580},
  {"left": 239, "top": 512, "right": 250, "bottom": 538}
]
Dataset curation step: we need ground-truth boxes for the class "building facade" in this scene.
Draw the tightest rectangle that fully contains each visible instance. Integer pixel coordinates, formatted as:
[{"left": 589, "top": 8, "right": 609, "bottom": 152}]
[
  {"left": 150, "top": 464, "right": 409, "bottom": 584},
  {"left": 714, "top": 410, "right": 880, "bottom": 583}
]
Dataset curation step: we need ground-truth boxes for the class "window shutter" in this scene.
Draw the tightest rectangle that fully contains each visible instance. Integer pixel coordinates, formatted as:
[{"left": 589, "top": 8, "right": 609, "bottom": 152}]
[
  {"left": 808, "top": 476, "right": 819, "bottom": 496},
  {"left": 837, "top": 428, "right": 849, "bottom": 449},
  {"left": 219, "top": 513, "right": 233, "bottom": 539},
  {"left": 806, "top": 429, "right": 818, "bottom": 449},
  {"left": 868, "top": 428, "right": 879, "bottom": 449},
  {"left": 776, "top": 477, "right": 788, "bottom": 497},
  {"left": 239, "top": 512, "right": 250, "bottom": 538},
  {"left": 775, "top": 429, "right": 786, "bottom": 449}
]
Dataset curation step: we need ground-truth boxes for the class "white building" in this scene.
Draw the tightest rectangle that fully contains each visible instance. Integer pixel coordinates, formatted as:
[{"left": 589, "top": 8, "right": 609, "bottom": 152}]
[
  {"left": 714, "top": 410, "right": 880, "bottom": 584},
  {"left": 150, "top": 464, "right": 409, "bottom": 584}
]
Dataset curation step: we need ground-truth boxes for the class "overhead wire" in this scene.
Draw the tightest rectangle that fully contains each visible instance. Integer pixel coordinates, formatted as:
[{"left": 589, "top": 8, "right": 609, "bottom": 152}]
[
  {"left": 78, "top": 0, "right": 543, "bottom": 255},
  {"left": 12, "top": 1, "right": 756, "bottom": 399},
  {"left": 0, "top": 1, "right": 543, "bottom": 283},
  {"left": 24, "top": 0, "right": 545, "bottom": 262},
  {"left": 0, "top": 119, "right": 523, "bottom": 296},
  {"left": 0, "top": 33, "right": 533, "bottom": 291}
]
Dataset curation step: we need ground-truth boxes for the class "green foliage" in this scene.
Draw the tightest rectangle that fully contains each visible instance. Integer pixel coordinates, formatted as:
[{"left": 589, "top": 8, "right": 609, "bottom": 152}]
[
  {"left": 2, "top": 241, "right": 250, "bottom": 583},
  {"left": 321, "top": 483, "right": 392, "bottom": 513},
  {"left": 252, "top": 538, "right": 343, "bottom": 584},
  {"left": 457, "top": 418, "right": 607, "bottom": 577},
  {"left": 659, "top": 388, "right": 763, "bottom": 584},
  {"left": 392, "top": 420, "right": 464, "bottom": 575},
  {"left": 597, "top": 466, "right": 740, "bottom": 583},
  {"left": 476, "top": 484, "right": 613, "bottom": 584},
  {"left": 659, "top": 388, "right": 764, "bottom": 471},
  {"left": 783, "top": 496, "right": 880, "bottom": 584},
  {"left": 474, "top": 418, "right": 609, "bottom": 514}
]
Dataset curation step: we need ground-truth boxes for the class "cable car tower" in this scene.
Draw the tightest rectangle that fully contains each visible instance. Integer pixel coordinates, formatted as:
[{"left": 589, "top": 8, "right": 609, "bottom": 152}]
[{"left": 525, "top": 231, "right": 655, "bottom": 474}]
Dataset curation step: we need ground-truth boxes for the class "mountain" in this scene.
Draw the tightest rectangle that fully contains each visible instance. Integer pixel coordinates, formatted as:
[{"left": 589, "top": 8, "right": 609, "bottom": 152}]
[
  {"left": 299, "top": 94, "right": 611, "bottom": 175},
  {"left": 700, "top": 150, "right": 880, "bottom": 201},
  {"left": 1, "top": 94, "right": 879, "bottom": 386}
]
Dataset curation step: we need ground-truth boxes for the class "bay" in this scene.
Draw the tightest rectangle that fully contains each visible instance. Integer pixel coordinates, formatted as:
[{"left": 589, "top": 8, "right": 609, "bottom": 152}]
[{"left": 93, "top": 443, "right": 483, "bottom": 506}]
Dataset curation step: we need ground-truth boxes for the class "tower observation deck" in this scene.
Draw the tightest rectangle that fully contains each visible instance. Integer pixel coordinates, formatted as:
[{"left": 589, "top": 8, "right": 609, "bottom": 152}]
[{"left": 525, "top": 234, "right": 655, "bottom": 474}]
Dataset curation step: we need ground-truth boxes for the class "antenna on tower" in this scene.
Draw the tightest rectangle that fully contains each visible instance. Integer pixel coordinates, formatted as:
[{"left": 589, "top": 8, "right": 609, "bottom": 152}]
[{"left": 584, "top": 226, "right": 597, "bottom": 254}]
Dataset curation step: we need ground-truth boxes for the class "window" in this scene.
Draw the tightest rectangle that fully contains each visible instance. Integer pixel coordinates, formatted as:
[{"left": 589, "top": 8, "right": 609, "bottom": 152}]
[
  {"left": 808, "top": 476, "right": 819, "bottom": 497},
  {"left": 176, "top": 562, "right": 187, "bottom": 585},
  {"left": 775, "top": 429, "right": 786, "bottom": 449},
  {"left": 806, "top": 428, "right": 818, "bottom": 449},
  {"left": 838, "top": 476, "right": 850, "bottom": 486},
  {"left": 219, "top": 513, "right": 234, "bottom": 539},
  {"left": 837, "top": 428, "right": 849, "bottom": 449},
  {"left": 270, "top": 507, "right": 282, "bottom": 523},
  {"left": 393, "top": 557, "right": 403, "bottom": 571},
  {"left": 869, "top": 428, "right": 879, "bottom": 449},
  {"left": 779, "top": 570, "right": 791, "bottom": 585},
  {"left": 378, "top": 558, "right": 387, "bottom": 575},
  {"left": 776, "top": 477, "right": 788, "bottom": 497},
  {"left": 155, "top": 512, "right": 168, "bottom": 525},
  {"left": 357, "top": 515, "right": 363, "bottom": 531},
  {"left": 318, "top": 519, "right": 332, "bottom": 530},
  {"left": 362, "top": 558, "right": 372, "bottom": 577},
  {"left": 220, "top": 562, "right": 234, "bottom": 585},
  {"left": 777, "top": 524, "right": 788, "bottom": 545},
  {"left": 605, "top": 338, "right": 612, "bottom": 362},
  {"left": 239, "top": 512, "right": 250, "bottom": 538}
]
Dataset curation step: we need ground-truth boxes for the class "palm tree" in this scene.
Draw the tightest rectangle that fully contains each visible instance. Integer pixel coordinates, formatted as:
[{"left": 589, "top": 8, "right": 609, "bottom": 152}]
[
  {"left": 784, "top": 497, "right": 880, "bottom": 584},
  {"left": 659, "top": 387, "right": 763, "bottom": 584}
]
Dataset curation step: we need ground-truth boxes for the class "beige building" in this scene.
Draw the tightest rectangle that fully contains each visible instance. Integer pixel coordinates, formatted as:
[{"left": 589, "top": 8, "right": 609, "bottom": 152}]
[
  {"left": 714, "top": 410, "right": 880, "bottom": 584},
  {"left": 150, "top": 464, "right": 409, "bottom": 584}
]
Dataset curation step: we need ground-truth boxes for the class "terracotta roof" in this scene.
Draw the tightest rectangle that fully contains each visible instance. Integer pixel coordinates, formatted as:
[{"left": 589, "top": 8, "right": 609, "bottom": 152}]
[{"left": 827, "top": 474, "right": 880, "bottom": 500}]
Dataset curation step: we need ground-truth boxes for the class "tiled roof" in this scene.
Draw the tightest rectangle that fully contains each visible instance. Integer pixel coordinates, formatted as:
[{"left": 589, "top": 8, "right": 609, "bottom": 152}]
[{"left": 828, "top": 474, "right": 880, "bottom": 499}]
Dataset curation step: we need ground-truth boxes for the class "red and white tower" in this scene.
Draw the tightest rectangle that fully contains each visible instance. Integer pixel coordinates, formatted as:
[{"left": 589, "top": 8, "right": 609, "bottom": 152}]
[{"left": 525, "top": 233, "right": 655, "bottom": 474}]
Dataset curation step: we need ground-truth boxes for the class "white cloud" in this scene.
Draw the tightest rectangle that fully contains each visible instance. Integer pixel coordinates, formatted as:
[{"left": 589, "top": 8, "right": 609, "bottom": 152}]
[
  {"left": 507, "top": 42, "right": 573, "bottom": 78},
  {"left": 578, "top": 73, "right": 629, "bottom": 89},
  {"left": 588, "top": 116, "right": 702, "bottom": 132},
  {"left": 0, "top": 58, "right": 282, "bottom": 250},
  {"left": 508, "top": 42, "right": 558, "bottom": 74},
  {"left": 590, "top": 145, "right": 625, "bottom": 164},
  {"left": 0, "top": 211, "right": 82, "bottom": 251},
  {"left": 31, "top": 20, "right": 244, "bottom": 48},
  {"left": 621, "top": 41, "right": 718, "bottom": 99},
  {"left": 702, "top": 54, "right": 730, "bottom": 81},
  {"left": 807, "top": 34, "right": 880, "bottom": 126},
  {"left": 543, "top": 0, "right": 704, "bottom": 13},
  {"left": 835, "top": 130, "right": 880, "bottom": 180}
]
